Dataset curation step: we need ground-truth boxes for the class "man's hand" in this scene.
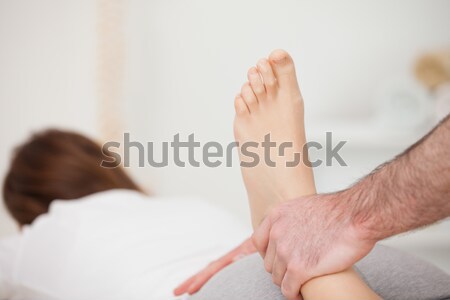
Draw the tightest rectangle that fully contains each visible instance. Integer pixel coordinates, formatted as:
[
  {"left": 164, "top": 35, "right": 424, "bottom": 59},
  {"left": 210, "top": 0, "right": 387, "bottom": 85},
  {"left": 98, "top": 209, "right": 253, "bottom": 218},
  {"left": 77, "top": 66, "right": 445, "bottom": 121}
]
[
  {"left": 173, "top": 237, "right": 257, "bottom": 296},
  {"left": 252, "top": 193, "right": 376, "bottom": 300}
]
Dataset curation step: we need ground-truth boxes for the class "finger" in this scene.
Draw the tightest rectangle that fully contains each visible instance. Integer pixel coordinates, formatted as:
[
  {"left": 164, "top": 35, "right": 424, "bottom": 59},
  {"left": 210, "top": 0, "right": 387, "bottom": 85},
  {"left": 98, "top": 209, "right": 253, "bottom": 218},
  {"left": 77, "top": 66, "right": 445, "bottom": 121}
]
[
  {"left": 231, "top": 238, "right": 257, "bottom": 261},
  {"left": 281, "top": 265, "right": 305, "bottom": 300},
  {"left": 241, "top": 236, "right": 258, "bottom": 254},
  {"left": 174, "top": 259, "right": 226, "bottom": 295},
  {"left": 175, "top": 238, "right": 257, "bottom": 295},
  {"left": 264, "top": 238, "right": 277, "bottom": 273},
  {"left": 227, "top": 238, "right": 255, "bottom": 259},
  {"left": 252, "top": 215, "right": 272, "bottom": 256},
  {"left": 186, "top": 262, "right": 224, "bottom": 294},
  {"left": 174, "top": 274, "right": 197, "bottom": 295},
  {"left": 187, "top": 273, "right": 214, "bottom": 294},
  {"left": 271, "top": 252, "right": 287, "bottom": 286}
]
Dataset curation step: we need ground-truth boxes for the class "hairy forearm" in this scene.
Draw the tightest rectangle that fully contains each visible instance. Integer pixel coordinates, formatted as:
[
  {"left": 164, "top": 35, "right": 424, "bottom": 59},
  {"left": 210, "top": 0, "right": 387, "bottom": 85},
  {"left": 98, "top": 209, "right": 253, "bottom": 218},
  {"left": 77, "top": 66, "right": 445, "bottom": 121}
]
[{"left": 348, "top": 114, "right": 450, "bottom": 240}]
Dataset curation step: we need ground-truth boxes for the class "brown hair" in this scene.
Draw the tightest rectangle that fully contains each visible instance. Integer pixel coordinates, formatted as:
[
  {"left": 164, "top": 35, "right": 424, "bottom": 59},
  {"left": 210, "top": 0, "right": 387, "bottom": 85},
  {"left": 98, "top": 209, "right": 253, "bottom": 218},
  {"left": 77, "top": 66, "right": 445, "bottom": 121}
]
[{"left": 3, "top": 129, "right": 141, "bottom": 225}]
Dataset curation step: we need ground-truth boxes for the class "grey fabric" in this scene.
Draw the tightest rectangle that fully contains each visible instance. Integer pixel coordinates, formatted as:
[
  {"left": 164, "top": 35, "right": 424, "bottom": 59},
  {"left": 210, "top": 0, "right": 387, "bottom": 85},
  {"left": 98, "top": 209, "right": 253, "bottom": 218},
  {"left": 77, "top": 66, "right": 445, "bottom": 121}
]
[
  {"left": 354, "top": 245, "right": 450, "bottom": 300},
  {"left": 191, "top": 245, "right": 450, "bottom": 300}
]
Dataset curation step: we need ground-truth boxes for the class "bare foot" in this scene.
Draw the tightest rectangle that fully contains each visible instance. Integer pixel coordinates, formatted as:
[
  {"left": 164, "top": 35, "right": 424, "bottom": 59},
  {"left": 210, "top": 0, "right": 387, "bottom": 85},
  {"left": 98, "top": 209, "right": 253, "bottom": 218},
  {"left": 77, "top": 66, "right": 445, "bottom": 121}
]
[{"left": 234, "top": 49, "right": 316, "bottom": 227}]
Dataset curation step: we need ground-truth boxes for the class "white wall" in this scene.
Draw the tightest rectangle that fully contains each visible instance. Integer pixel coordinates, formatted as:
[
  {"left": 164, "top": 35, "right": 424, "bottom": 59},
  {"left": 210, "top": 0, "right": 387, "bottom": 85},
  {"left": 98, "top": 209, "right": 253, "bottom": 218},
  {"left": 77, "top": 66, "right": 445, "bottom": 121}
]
[
  {"left": 1, "top": 0, "right": 449, "bottom": 270},
  {"left": 0, "top": 0, "right": 97, "bottom": 235},
  {"left": 123, "top": 0, "right": 450, "bottom": 210}
]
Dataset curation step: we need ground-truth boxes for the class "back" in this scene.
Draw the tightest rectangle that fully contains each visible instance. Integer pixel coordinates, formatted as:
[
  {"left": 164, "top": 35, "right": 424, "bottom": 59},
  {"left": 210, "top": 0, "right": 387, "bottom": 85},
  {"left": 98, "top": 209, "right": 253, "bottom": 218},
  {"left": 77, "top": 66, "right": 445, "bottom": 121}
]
[{"left": 0, "top": 189, "right": 249, "bottom": 300}]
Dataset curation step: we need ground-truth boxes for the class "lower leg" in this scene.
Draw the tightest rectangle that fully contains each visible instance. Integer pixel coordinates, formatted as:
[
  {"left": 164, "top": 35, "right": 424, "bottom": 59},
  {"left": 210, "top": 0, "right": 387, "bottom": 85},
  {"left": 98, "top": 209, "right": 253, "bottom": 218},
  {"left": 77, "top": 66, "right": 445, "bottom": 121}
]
[{"left": 301, "top": 268, "right": 380, "bottom": 300}]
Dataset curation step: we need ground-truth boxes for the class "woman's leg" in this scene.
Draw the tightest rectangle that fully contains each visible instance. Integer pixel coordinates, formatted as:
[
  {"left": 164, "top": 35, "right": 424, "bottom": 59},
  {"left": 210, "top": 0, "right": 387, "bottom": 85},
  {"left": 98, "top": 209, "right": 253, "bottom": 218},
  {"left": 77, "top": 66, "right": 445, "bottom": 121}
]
[
  {"left": 301, "top": 268, "right": 380, "bottom": 300},
  {"left": 233, "top": 49, "right": 378, "bottom": 299}
]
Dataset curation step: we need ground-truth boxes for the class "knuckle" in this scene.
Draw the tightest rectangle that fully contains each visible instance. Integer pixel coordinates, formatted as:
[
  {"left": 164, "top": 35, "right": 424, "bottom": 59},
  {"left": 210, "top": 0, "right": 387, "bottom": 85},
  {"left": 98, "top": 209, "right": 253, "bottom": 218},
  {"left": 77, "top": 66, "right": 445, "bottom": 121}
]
[
  {"left": 281, "top": 284, "right": 296, "bottom": 300},
  {"left": 250, "top": 233, "right": 260, "bottom": 249},
  {"left": 272, "top": 269, "right": 284, "bottom": 286},
  {"left": 287, "top": 261, "right": 302, "bottom": 276},
  {"left": 281, "top": 279, "right": 302, "bottom": 300},
  {"left": 270, "top": 227, "right": 283, "bottom": 241},
  {"left": 276, "top": 245, "right": 290, "bottom": 260}
]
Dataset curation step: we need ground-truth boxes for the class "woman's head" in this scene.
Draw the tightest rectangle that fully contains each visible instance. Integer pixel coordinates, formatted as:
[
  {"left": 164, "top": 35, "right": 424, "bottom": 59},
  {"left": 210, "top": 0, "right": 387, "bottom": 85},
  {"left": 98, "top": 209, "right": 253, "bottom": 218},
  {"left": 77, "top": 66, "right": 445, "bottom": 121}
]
[{"left": 3, "top": 129, "right": 141, "bottom": 226}]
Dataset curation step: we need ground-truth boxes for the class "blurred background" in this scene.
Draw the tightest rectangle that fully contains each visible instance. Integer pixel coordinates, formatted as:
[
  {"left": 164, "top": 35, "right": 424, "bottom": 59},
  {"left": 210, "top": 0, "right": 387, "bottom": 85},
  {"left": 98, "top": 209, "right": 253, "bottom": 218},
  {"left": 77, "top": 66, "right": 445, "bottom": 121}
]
[{"left": 1, "top": 0, "right": 449, "bottom": 272}]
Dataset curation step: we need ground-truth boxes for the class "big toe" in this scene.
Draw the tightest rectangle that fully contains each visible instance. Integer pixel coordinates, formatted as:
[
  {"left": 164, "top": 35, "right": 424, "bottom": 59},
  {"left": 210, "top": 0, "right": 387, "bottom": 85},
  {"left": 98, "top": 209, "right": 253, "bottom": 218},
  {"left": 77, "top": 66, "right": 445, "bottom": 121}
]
[{"left": 268, "top": 49, "right": 299, "bottom": 91}]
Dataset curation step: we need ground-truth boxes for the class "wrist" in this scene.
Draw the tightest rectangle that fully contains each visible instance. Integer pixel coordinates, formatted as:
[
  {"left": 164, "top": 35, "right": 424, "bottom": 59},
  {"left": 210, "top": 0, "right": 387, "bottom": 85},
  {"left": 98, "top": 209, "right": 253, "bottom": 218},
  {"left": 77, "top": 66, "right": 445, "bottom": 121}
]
[{"left": 337, "top": 185, "right": 385, "bottom": 243}]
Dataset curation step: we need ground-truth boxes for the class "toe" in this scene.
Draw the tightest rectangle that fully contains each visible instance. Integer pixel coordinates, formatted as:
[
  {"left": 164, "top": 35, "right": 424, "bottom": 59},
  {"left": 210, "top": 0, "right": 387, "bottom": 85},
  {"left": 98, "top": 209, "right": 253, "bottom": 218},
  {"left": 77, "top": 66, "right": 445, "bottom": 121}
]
[
  {"left": 257, "top": 58, "right": 277, "bottom": 96},
  {"left": 241, "top": 82, "right": 259, "bottom": 112},
  {"left": 234, "top": 94, "right": 249, "bottom": 115},
  {"left": 247, "top": 67, "right": 266, "bottom": 102},
  {"left": 268, "top": 49, "right": 299, "bottom": 90}
]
